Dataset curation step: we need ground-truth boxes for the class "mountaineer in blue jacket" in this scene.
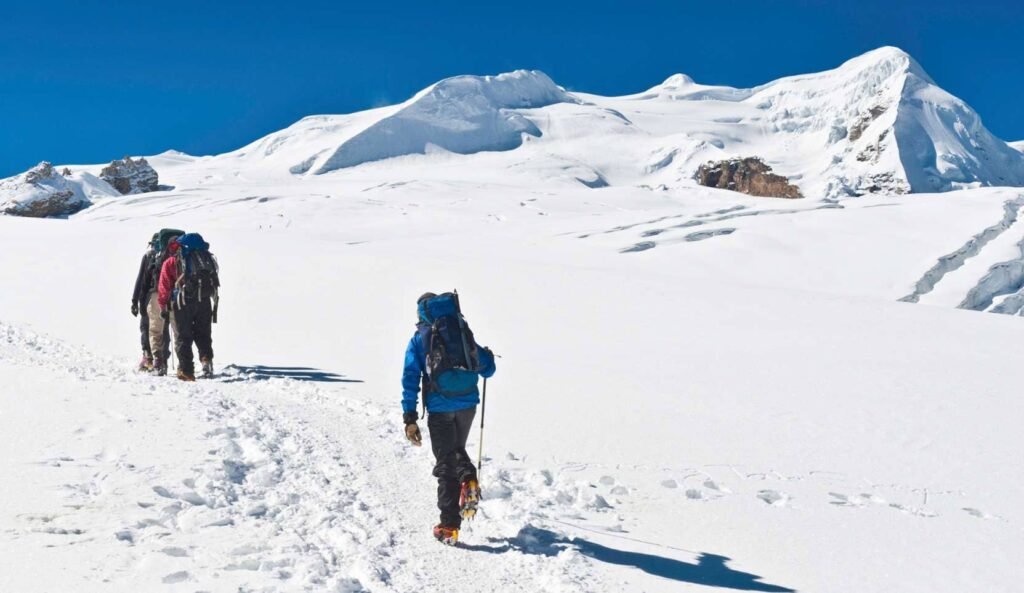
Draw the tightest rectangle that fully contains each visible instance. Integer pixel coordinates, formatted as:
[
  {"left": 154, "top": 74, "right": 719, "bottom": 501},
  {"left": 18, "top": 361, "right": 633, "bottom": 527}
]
[{"left": 402, "top": 292, "right": 496, "bottom": 545}]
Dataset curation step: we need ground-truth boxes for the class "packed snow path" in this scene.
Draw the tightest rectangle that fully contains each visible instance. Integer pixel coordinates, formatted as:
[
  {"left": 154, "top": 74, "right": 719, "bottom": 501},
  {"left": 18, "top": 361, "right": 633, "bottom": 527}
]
[{"left": 0, "top": 322, "right": 599, "bottom": 592}]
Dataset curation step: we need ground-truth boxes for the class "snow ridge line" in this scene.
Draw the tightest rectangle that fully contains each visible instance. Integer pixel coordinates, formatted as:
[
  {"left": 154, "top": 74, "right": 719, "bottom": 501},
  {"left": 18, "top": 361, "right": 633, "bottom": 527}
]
[
  {"left": 958, "top": 196, "right": 1024, "bottom": 313},
  {"left": 900, "top": 197, "right": 1024, "bottom": 304}
]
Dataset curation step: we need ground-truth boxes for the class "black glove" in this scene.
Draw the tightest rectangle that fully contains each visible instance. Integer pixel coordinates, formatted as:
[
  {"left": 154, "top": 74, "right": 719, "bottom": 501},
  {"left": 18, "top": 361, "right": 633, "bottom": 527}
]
[
  {"left": 160, "top": 308, "right": 169, "bottom": 320},
  {"left": 131, "top": 302, "right": 139, "bottom": 317},
  {"left": 403, "top": 411, "right": 419, "bottom": 425}
]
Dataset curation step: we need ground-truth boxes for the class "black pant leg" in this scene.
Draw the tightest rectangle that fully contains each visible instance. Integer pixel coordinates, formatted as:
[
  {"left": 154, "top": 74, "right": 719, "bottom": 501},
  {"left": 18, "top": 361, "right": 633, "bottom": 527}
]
[
  {"left": 453, "top": 407, "right": 477, "bottom": 482},
  {"left": 161, "top": 318, "right": 171, "bottom": 360},
  {"left": 139, "top": 309, "right": 151, "bottom": 355},
  {"left": 193, "top": 298, "right": 214, "bottom": 361},
  {"left": 174, "top": 302, "right": 196, "bottom": 374},
  {"left": 428, "top": 412, "right": 462, "bottom": 527}
]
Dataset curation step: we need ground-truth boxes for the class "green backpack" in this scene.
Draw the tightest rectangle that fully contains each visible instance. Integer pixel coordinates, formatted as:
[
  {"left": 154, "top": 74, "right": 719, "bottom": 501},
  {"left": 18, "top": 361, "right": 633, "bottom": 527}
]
[{"left": 152, "top": 228, "right": 185, "bottom": 253}]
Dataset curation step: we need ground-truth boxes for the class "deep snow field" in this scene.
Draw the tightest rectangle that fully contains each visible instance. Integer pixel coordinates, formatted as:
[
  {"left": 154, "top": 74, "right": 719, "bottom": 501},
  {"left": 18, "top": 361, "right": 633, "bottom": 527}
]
[
  {"left": 2, "top": 47, "right": 1024, "bottom": 593},
  {"left": 2, "top": 174, "right": 1023, "bottom": 593}
]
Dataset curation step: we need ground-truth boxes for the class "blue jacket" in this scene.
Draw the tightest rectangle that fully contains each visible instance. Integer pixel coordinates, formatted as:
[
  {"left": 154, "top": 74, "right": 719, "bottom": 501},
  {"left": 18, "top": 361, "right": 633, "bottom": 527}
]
[{"left": 402, "top": 324, "right": 496, "bottom": 415}]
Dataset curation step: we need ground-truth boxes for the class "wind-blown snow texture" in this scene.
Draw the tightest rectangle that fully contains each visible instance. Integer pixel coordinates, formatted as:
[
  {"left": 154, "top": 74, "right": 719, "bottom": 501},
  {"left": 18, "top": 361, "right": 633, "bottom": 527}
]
[{"left": 1, "top": 47, "right": 1023, "bottom": 593}]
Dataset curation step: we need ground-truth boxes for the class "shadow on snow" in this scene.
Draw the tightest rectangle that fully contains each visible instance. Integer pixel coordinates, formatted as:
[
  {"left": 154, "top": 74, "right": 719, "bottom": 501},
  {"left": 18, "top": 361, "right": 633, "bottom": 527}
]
[
  {"left": 220, "top": 364, "right": 363, "bottom": 384},
  {"left": 465, "top": 526, "right": 794, "bottom": 592}
]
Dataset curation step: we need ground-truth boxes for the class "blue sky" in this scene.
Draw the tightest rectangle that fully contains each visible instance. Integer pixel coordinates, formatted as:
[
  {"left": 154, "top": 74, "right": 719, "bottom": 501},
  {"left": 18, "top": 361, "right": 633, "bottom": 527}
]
[{"left": 1, "top": 0, "right": 1022, "bottom": 177}]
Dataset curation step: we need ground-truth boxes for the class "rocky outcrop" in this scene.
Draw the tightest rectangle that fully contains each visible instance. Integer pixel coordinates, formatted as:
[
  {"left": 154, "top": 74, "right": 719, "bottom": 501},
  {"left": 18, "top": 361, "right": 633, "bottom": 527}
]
[
  {"left": 0, "top": 162, "right": 91, "bottom": 218},
  {"left": 695, "top": 157, "right": 803, "bottom": 199},
  {"left": 99, "top": 156, "right": 159, "bottom": 194},
  {"left": 847, "top": 104, "right": 888, "bottom": 142}
]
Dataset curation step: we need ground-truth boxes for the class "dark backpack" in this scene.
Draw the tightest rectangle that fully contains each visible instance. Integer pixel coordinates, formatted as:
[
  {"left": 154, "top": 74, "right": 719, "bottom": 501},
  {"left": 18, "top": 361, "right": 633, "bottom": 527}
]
[
  {"left": 418, "top": 292, "right": 481, "bottom": 397},
  {"left": 175, "top": 233, "right": 219, "bottom": 303},
  {"left": 150, "top": 228, "right": 185, "bottom": 285},
  {"left": 153, "top": 228, "right": 185, "bottom": 253}
]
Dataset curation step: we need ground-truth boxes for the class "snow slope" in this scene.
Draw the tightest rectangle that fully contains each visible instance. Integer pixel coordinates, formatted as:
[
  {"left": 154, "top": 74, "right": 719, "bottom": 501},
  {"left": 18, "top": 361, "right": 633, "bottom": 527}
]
[
  {"left": 2, "top": 178, "right": 1024, "bottom": 592},
  {"left": 0, "top": 322, "right": 605, "bottom": 592}
]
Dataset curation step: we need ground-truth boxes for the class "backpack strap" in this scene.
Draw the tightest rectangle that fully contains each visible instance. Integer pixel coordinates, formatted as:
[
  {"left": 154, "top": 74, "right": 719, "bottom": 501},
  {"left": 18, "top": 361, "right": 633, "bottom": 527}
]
[
  {"left": 417, "top": 323, "right": 432, "bottom": 415},
  {"left": 174, "top": 254, "right": 186, "bottom": 309},
  {"left": 452, "top": 291, "right": 478, "bottom": 372}
]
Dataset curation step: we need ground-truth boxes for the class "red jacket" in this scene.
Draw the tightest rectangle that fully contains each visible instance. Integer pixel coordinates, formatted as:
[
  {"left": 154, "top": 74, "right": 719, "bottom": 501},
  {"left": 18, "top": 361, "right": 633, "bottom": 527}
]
[{"left": 157, "top": 243, "right": 180, "bottom": 309}]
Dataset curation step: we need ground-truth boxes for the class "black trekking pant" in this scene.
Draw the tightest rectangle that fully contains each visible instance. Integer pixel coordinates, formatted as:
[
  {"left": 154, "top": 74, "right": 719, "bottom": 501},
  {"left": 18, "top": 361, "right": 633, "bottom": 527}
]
[
  {"left": 140, "top": 308, "right": 150, "bottom": 355},
  {"left": 172, "top": 297, "right": 214, "bottom": 375},
  {"left": 139, "top": 305, "right": 170, "bottom": 359},
  {"left": 428, "top": 407, "right": 477, "bottom": 528}
]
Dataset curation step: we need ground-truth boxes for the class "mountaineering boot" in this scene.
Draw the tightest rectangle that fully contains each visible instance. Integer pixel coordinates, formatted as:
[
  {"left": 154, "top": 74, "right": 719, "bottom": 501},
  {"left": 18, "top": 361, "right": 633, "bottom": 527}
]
[
  {"left": 177, "top": 369, "right": 196, "bottom": 382},
  {"left": 433, "top": 524, "right": 459, "bottom": 546},
  {"left": 138, "top": 354, "right": 154, "bottom": 372},
  {"left": 154, "top": 359, "right": 168, "bottom": 376},
  {"left": 200, "top": 357, "right": 214, "bottom": 379},
  {"left": 459, "top": 479, "right": 480, "bottom": 520}
]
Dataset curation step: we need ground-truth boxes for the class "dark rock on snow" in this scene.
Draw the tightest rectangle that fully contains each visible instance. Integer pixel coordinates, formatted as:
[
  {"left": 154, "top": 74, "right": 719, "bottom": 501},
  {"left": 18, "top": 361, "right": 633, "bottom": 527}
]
[
  {"left": 695, "top": 157, "right": 803, "bottom": 199},
  {"left": 100, "top": 156, "right": 159, "bottom": 195},
  {"left": 0, "top": 161, "right": 90, "bottom": 218}
]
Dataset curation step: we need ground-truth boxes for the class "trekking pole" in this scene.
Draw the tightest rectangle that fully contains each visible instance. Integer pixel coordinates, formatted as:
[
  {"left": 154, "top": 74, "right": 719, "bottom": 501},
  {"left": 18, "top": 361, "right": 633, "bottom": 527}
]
[
  {"left": 477, "top": 377, "right": 487, "bottom": 472},
  {"left": 168, "top": 319, "right": 176, "bottom": 371}
]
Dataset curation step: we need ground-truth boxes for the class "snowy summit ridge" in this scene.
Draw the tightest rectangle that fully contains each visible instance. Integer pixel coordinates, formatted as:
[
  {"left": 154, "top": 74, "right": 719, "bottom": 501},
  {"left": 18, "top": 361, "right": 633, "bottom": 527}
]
[
  {"left": 6, "top": 47, "right": 1022, "bottom": 207},
  {"left": 287, "top": 70, "right": 577, "bottom": 175},
  {"left": 207, "top": 46, "right": 1024, "bottom": 200}
]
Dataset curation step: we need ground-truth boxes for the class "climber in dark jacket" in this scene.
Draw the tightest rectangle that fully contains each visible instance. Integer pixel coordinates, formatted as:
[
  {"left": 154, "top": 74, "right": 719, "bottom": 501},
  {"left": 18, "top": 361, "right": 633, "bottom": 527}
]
[{"left": 130, "top": 235, "right": 168, "bottom": 371}]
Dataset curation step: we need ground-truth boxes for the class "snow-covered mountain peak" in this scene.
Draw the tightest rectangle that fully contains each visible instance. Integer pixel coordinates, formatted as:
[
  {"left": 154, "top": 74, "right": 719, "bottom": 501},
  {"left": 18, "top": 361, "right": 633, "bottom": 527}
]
[
  {"left": 416, "top": 69, "right": 576, "bottom": 109},
  {"left": 140, "top": 47, "right": 1023, "bottom": 201},
  {"left": 660, "top": 73, "right": 696, "bottom": 89},
  {"left": 707, "top": 46, "right": 1024, "bottom": 196},
  {"left": 837, "top": 45, "right": 932, "bottom": 83},
  {"left": 298, "top": 69, "right": 579, "bottom": 174}
]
